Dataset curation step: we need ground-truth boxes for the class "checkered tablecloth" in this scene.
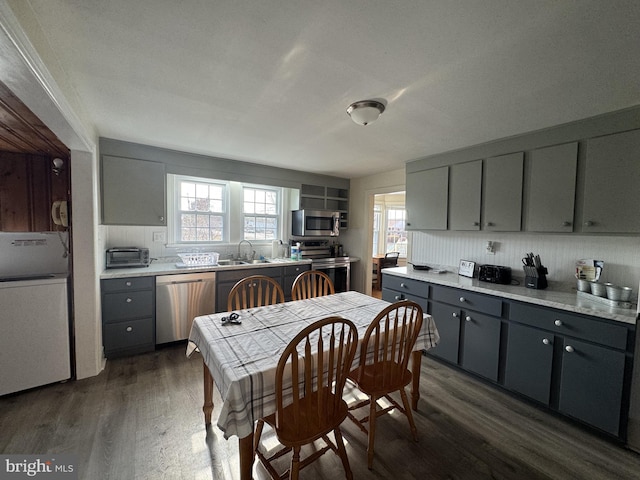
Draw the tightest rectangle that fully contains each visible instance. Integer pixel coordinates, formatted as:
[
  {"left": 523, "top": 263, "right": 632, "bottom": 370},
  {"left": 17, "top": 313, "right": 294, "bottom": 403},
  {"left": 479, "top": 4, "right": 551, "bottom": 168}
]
[{"left": 187, "top": 291, "right": 439, "bottom": 439}]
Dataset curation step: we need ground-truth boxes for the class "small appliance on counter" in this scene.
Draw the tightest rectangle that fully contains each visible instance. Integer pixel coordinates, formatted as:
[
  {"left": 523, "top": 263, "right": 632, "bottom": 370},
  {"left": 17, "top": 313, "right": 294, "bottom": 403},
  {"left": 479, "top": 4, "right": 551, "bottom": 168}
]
[
  {"left": 106, "top": 247, "right": 150, "bottom": 268},
  {"left": 522, "top": 252, "right": 548, "bottom": 289},
  {"left": 478, "top": 264, "right": 512, "bottom": 285}
]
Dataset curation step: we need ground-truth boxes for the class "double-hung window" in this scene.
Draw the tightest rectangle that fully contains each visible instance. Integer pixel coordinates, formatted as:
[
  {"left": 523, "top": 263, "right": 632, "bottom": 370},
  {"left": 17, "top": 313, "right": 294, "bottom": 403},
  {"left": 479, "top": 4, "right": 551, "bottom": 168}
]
[
  {"left": 168, "top": 174, "right": 286, "bottom": 246},
  {"left": 242, "top": 186, "right": 279, "bottom": 241},
  {"left": 170, "top": 175, "right": 228, "bottom": 244}
]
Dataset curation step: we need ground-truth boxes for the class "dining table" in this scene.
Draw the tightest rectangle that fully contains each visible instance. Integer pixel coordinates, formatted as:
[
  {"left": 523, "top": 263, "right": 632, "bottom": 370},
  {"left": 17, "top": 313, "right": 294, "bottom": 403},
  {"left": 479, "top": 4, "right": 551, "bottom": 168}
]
[{"left": 186, "top": 290, "right": 440, "bottom": 480}]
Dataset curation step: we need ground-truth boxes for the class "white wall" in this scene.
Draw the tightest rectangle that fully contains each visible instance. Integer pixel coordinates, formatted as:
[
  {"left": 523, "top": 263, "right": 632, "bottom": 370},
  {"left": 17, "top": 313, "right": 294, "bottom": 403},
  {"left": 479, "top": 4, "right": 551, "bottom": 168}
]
[{"left": 341, "top": 167, "right": 406, "bottom": 293}]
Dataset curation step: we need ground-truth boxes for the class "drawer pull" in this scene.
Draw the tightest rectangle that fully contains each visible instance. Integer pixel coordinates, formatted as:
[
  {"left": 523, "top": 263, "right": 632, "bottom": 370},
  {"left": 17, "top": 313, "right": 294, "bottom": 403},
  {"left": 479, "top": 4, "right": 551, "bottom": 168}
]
[
  {"left": 125, "top": 281, "right": 132, "bottom": 287},
  {"left": 465, "top": 316, "right": 472, "bottom": 322},
  {"left": 554, "top": 319, "right": 562, "bottom": 327},
  {"left": 394, "top": 295, "right": 402, "bottom": 300},
  {"left": 459, "top": 296, "right": 466, "bottom": 303},
  {"left": 126, "top": 326, "right": 133, "bottom": 332},
  {"left": 126, "top": 297, "right": 132, "bottom": 303},
  {"left": 400, "top": 283, "right": 406, "bottom": 288},
  {"left": 565, "top": 345, "right": 574, "bottom": 353},
  {"left": 452, "top": 312, "right": 458, "bottom": 318},
  {"left": 542, "top": 338, "right": 550, "bottom": 345}
]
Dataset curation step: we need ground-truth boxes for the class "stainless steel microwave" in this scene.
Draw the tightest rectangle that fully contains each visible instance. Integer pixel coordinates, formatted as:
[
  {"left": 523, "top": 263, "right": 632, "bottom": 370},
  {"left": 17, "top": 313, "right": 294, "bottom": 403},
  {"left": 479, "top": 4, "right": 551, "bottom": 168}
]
[
  {"left": 291, "top": 210, "right": 340, "bottom": 237},
  {"left": 106, "top": 247, "right": 150, "bottom": 268}
]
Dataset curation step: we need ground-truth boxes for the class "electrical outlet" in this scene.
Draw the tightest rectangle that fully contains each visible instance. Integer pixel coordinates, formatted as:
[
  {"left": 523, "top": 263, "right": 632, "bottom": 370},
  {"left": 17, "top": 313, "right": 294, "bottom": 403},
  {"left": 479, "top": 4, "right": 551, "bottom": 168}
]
[
  {"left": 486, "top": 240, "right": 495, "bottom": 255},
  {"left": 153, "top": 231, "right": 166, "bottom": 243}
]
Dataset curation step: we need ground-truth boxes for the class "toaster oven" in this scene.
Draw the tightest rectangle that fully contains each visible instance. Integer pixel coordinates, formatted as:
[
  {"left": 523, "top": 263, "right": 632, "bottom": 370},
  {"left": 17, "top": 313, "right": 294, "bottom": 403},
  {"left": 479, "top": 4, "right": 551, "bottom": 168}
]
[{"left": 106, "top": 247, "right": 150, "bottom": 269}]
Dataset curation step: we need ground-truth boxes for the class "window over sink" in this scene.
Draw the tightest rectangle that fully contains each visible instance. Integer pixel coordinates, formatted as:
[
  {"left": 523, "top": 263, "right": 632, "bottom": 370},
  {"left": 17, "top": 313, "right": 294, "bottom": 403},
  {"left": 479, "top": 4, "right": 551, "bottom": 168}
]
[{"left": 167, "top": 174, "right": 288, "bottom": 246}]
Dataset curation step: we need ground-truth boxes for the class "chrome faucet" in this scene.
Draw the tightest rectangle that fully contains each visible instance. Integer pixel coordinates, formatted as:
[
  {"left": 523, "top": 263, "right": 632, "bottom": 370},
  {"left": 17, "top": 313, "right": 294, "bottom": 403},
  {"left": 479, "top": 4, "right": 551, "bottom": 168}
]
[{"left": 237, "top": 240, "right": 254, "bottom": 261}]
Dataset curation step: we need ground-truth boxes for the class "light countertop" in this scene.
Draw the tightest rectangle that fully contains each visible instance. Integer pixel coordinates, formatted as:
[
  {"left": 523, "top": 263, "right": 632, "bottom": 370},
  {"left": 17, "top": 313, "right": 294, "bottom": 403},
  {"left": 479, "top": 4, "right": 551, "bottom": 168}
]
[
  {"left": 100, "top": 258, "right": 314, "bottom": 279},
  {"left": 384, "top": 267, "right": 637, "bottom": 325}
]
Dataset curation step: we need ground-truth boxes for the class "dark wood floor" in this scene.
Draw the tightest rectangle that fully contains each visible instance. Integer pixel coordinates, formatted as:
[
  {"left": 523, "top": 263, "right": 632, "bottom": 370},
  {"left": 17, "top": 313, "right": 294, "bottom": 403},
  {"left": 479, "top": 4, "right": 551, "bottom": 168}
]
[{"left": 2, "top": 343, "right": 640, "bottom": 479}]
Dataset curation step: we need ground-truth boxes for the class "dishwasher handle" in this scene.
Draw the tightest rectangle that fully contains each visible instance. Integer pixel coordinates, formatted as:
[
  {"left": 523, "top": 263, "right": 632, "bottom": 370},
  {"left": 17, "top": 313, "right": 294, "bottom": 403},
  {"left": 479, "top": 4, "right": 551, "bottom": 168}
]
[{"left": 166, "top": 279, "right": 204, "bottom": 285}]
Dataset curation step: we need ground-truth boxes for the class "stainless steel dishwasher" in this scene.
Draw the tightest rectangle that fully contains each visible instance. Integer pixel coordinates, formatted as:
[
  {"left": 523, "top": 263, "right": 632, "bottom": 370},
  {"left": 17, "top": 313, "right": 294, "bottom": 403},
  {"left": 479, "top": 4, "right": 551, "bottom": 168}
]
[{"left": 155, "top": 271, "right": 216, "bottom": 344}]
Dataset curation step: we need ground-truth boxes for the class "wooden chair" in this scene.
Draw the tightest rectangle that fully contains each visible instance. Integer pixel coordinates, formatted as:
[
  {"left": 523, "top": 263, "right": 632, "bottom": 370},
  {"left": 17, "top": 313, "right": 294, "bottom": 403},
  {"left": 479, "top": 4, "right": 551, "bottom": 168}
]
[
  {"left": 291, "top": 270, "right": 335, "bottom": 300},
  {"left": 254, "top": 316, "right": 358, "bottom": 480},
  {"left": 227, "top": 275, "right": 285, "bottom": 311},
  {"left": 372, "top": 252, "right": 400, "bottom": 290},
  {"left": 346, "top": 300, "right": 423, "bottom": 469}
]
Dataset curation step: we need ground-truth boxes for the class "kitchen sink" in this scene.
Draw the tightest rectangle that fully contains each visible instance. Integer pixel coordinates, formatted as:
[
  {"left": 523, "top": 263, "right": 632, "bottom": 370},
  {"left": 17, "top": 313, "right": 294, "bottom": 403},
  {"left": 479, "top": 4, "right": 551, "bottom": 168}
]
[
  {"left": 217, "top": 259, "right": 247, "bottom": 266},
  {"left": 245, "top": 259, "right": 270, "bottom": 264}
]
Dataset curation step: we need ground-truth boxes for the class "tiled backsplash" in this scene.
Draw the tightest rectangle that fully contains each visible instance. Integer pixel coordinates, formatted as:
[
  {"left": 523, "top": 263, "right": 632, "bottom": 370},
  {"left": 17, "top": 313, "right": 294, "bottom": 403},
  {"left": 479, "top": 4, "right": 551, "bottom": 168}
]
[{"left": 411, "top": 231, "right": 640, "bottom": 293}]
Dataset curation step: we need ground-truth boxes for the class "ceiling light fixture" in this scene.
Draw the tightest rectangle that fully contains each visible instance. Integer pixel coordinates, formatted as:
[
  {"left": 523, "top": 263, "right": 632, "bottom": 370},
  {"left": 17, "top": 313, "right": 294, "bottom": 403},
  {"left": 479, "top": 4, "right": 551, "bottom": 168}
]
[{"left": 346, "top": 100, "right": 385, "bottom": 126}]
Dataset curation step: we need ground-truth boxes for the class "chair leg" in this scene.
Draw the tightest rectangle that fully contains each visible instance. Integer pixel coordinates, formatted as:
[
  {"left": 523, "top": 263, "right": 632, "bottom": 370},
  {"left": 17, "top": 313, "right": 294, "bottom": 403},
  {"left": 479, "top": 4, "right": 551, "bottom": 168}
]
[
  {"left": 334, "top": 427, "right": 353, "bottom": 480},
  {"left": 367, "top": 395, "right": 378, "bottom": 469},
  {"left": 290, "top": 446, "right": 301, "bottom": 480},
  {"left": 254, "top": 419, "right": 265, "bottom": 452},
  {"left": 399, "top": 387, "right": 418, "bottom": 441}
]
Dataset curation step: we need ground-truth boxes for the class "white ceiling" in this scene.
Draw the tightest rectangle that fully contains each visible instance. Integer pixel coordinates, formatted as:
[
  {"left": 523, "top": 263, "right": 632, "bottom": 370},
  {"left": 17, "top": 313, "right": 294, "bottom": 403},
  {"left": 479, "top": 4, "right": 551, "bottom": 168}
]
[{"left": 23, "top": 0, "right": 640, "bottom": 178}]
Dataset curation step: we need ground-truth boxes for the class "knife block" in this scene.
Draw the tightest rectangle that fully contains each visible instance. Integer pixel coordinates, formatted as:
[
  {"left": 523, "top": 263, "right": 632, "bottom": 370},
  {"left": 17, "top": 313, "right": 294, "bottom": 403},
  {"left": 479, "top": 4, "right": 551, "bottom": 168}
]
[{"left": 525, "top": 267, "right": 548, "bottom": 290}]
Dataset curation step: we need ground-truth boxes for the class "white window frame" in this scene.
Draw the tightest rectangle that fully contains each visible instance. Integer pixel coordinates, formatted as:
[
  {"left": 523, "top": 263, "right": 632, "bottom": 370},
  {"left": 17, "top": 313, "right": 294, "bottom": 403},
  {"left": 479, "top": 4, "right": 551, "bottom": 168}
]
[
  {"left": 168, "top": 175, "right": 230, "bottom": 245},
  {"left": 242, "top": 184, "right": 280, "bottom": 242},
  {"left": 167, "top": 174, "right": 287, "bottom": 246}
]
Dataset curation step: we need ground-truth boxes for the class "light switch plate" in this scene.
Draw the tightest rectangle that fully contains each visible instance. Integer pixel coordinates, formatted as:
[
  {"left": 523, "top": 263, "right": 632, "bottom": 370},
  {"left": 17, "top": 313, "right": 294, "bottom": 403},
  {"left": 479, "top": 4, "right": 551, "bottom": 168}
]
[
  {"left": 153, "top": 231, "right": 166, "bottom": 243},
  {"left": 459, "top": 260, "right": 475, "bottom": 278}
]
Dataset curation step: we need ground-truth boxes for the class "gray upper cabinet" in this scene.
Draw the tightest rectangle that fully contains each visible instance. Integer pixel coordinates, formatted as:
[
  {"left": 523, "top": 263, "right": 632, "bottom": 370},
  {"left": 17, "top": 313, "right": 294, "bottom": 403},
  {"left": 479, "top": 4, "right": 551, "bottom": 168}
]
[
  {"left": 406, "top": 166, "right": 448, "bottom": 230},
  {"left": 526, "top": 142, "right": 577, "bottom": 232},
  {"left": 483, "top": 152, "right": 523, "bottom": 231},
  {"left": 449, "top": 160, "right": 482, "bottom": 231},
  {"left": 583, "top": 129, "right": 640, "bottom": 233},
  {"left": 102, "top": 155, "right": 166, "bottom": 225}
]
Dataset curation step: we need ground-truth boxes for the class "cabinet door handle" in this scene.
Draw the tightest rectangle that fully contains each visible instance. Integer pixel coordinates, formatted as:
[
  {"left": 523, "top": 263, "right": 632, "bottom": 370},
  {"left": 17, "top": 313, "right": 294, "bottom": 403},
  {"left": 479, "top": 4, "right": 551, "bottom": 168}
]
[
  {"left": 472, "top": 222, "right": 480, "bottom": 226},
  {"left": 554, "top": 319, "right": 562, "bottom": 327},
  {"left": 160, "top": 216, "right": 165, "bottom": 222},
  {"left": 126, "top": 297, "right": 132, "bottom": 303},
  {"left": 465, "top": 316, "right": 472, "bottom": 322},
  {"left": 452, "top": 312, "right": 458, "bottom": 318},
  {"left": 562, "top": 221, "right": 571, "bottom": 227},
  {"left": 542, "top": 338, "right": 550, "bottom": 345},
  {"left": 565, "top": 345, "right": 574, "bottom": 353},
  {"left": 400, "top": 283, "right": 406, "bottom": 288},
  {"left": 459, "top": 297, "right": 466, "bottom": 303},
  {"left": 125, "top": 281, "right": 132, "bottom": 287},
  {"left": 485, "top": 222, "right": 494, "bottom": 227},
  {"left": 126, "top": 326, "right": 133, "bottom": 332},
  {"left": 584, "top": 221, "right": 594, "bottom": 227},
  {"left": 394, "top": 295, "right": 402, "bottom": 301}
]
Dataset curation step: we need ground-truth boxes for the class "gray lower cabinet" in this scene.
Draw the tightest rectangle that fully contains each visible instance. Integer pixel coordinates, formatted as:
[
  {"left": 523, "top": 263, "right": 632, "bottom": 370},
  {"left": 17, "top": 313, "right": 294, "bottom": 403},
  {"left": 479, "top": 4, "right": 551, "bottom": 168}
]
[
  {"left": 215, "top": 264, "right": 310, "bottom": 312},
  {"left": 504, "top": 322, "right": 554, "bottom": 404},
  {"left": 381, "top": 275, "right": 429, "bottom": 311},
  {"left": 101, "top": 276, "right": 156, "bottom": 358},
  {"left": 385, "top": 273, "right": 635, "bottom": 440},
  {"left": 282, "top": 264, "right": 312, "bottom": 301},
  {"left": 505, "top": 301, "right": 631, "bottom": 437},
  {"left": 430, "top": 285, "right": 502, "bottom": 382},
  {"left": 427, "top": 301, "right": 460, "bottom": 364}
]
